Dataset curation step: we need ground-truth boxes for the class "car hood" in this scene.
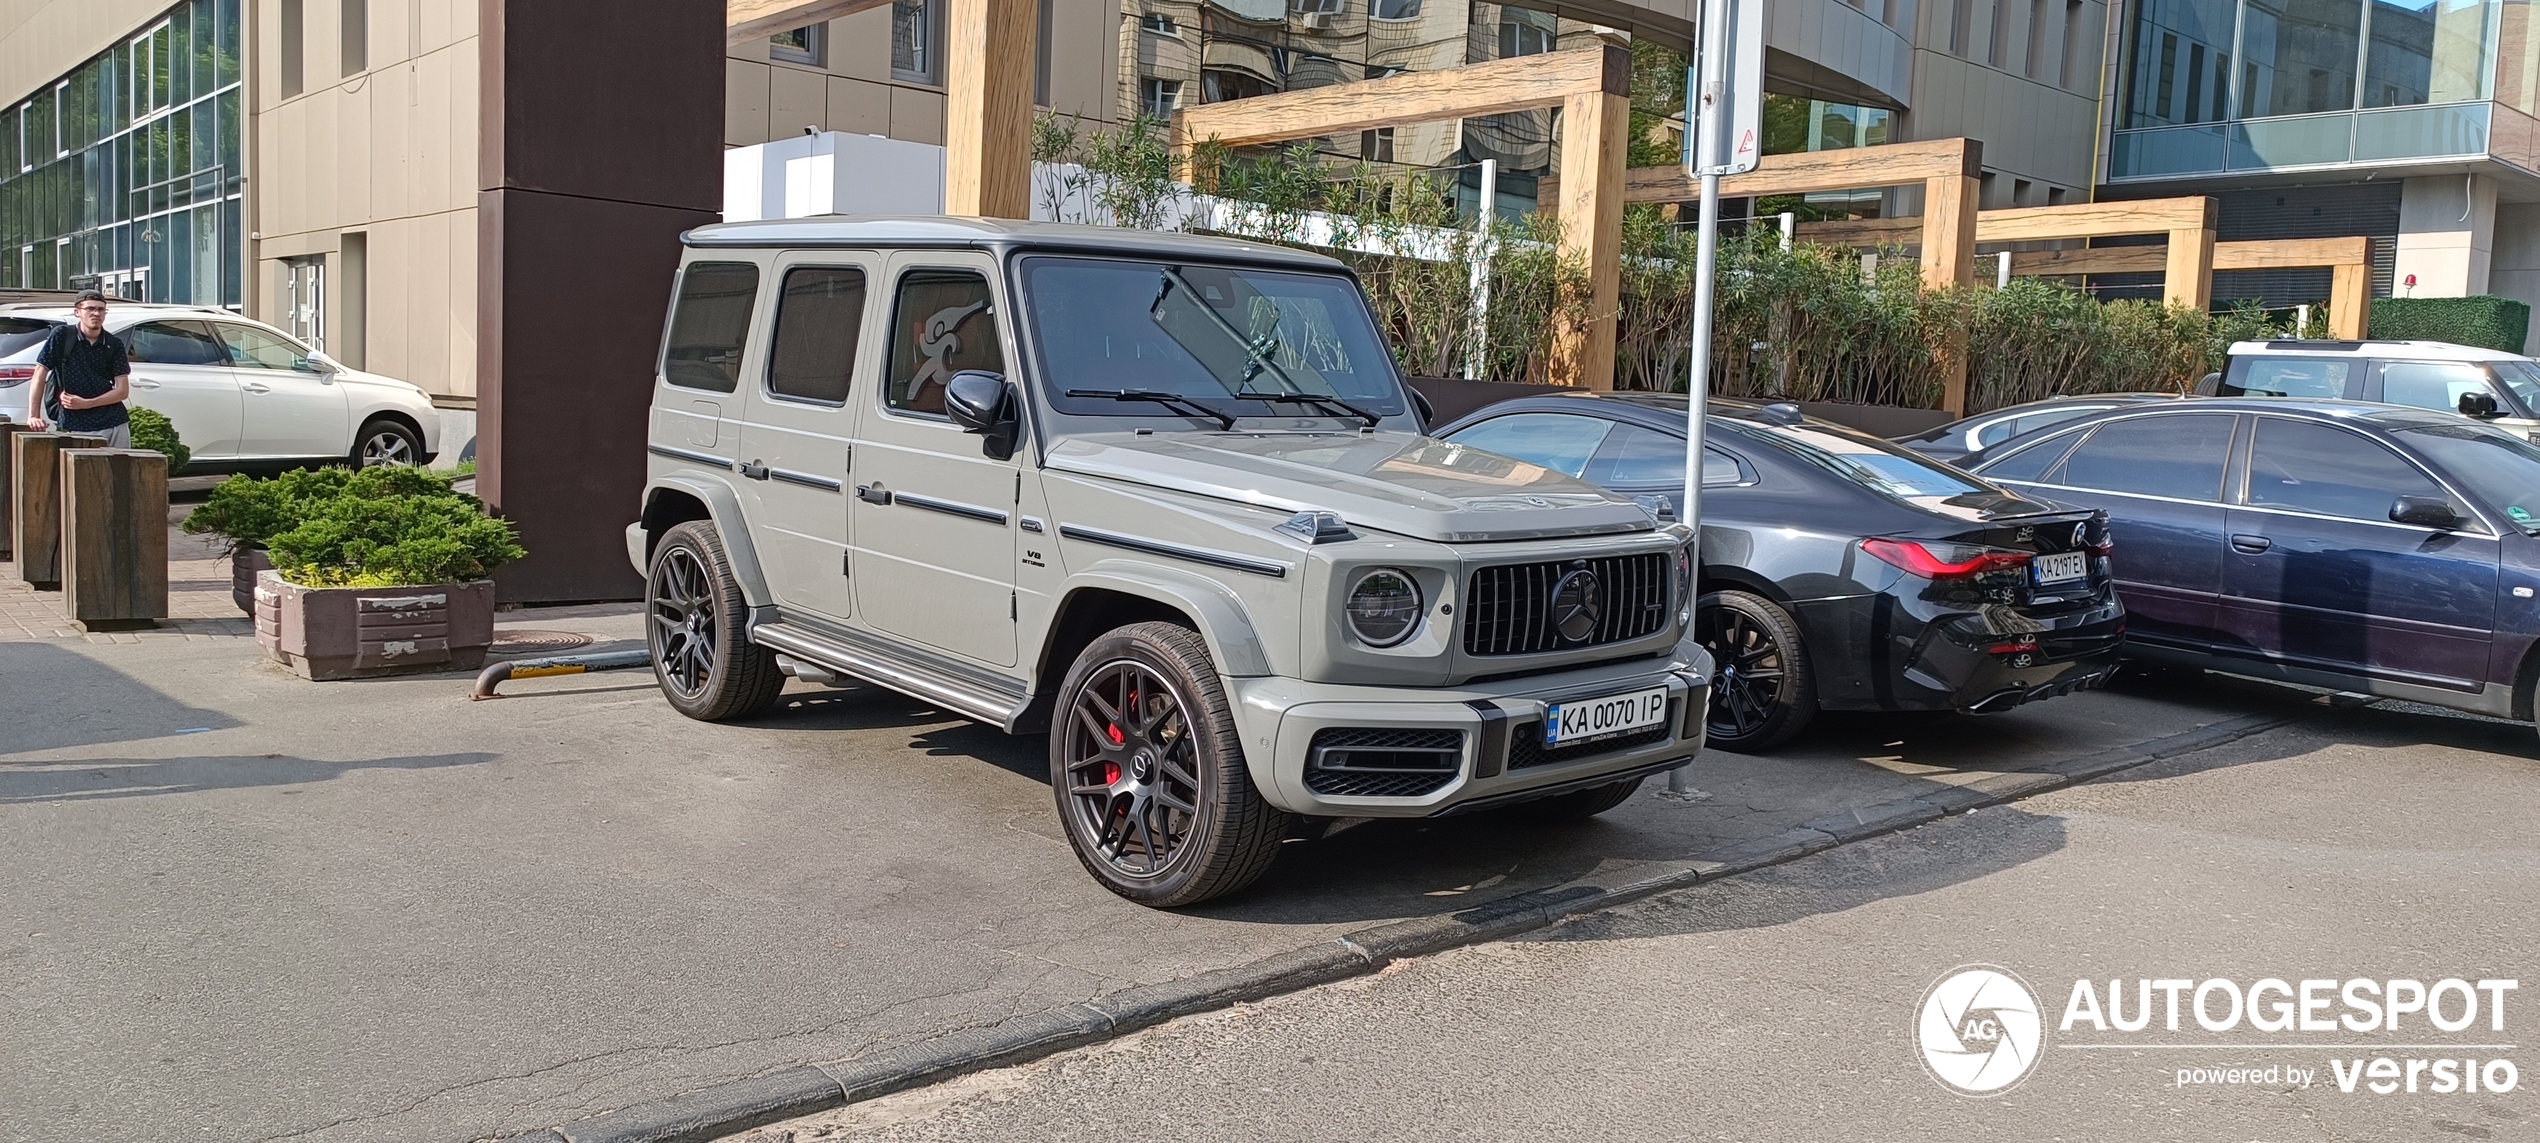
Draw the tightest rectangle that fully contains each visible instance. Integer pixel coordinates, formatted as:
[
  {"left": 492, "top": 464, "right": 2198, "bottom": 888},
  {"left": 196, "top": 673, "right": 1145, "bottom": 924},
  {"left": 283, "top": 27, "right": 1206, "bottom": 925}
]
[{"left": 1045, "top": 430, "right": 1657, "bottom": 542}]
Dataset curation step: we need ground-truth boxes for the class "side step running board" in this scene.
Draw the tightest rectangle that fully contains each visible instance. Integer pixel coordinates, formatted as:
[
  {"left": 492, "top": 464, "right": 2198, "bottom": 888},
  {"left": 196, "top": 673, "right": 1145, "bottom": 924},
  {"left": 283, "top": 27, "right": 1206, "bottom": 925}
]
[{"left": 751, "top": 621, "right": 1031, "bottom": 731}]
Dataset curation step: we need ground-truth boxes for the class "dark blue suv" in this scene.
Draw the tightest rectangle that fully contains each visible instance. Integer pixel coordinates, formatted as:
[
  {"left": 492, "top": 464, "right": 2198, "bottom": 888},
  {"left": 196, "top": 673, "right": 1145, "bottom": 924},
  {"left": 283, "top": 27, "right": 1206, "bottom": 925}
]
[{"left": 1962, "top": 398, "right": 2540, "bottom": 726}]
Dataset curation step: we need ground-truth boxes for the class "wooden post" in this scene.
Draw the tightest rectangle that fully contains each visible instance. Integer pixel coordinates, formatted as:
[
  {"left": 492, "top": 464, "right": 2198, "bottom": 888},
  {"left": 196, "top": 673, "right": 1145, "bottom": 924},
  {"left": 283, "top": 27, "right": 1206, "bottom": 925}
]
[
  {"left": 725, "top": 0, "right": 890, "bottom": 44},
  {"left": 2165, "top": 225, "right": 2217, "bottom": 311},
  {"left": 0, "top": 422, "right": 21, "bottom": 558},
  {"left": 1925, "top": 174, "right": 1981, "bottom": 416},
  {"left": 2330, "top": 262, "right": 2370, "bottom": 338},
  {"left": 11, "top": 433, "right": 102, "bottom": 589},
  {"left": 942, "top": 0, "right": 1036, "bottom": 219},
  {"left": 1549, "top": 90, "right": 1629, "bottom": 390},
  {"left": 60, "top": 449, "right": 168, "bottom": 632}
]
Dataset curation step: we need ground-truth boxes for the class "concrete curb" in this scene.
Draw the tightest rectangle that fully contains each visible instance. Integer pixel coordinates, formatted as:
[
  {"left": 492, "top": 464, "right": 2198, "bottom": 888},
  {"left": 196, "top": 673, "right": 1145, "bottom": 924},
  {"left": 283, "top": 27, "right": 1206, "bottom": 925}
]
[{"left": 509, "top": 705, "right": 2315, "bottom": 1143}]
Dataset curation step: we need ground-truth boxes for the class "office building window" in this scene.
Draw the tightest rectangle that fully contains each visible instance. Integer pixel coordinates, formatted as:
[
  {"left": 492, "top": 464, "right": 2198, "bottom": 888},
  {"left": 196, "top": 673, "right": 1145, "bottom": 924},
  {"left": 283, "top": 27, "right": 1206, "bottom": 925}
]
[
  {"left": 1141, "top": 12, "right": 1180, "bottom": 34},
  {"left": 1360, "top": 126, "right": 1395, "bottom": 161},
  {"left": 0, "top": 0, "right": 245, "bottom": 306},
  {"left": 1989, "top": 0, "right": 2011, "bottom": 65},
  {"left": 1501, "top": 10, "right": 1555, "bottom": 57},
  {"left": 342, "top": 0, "right": 366, "bottom": 76},
  {"left": 2027, "top": 0, "right": 2049, "bottom": 78},
  {"left": 1952, "top": 0, "right": 1975, "bottom": 55},
  {"left": 770, "top": 23, "right": 826, "bottom": 66},
  {"left": 281, "top": 0, "right": 303, "bottom": 97},
  {"left": 1374, "top": 0, "right": 1423, "bottom": 18},
  {"left": 1037, "top": 0, "right": 1054, "bottom": 105},
  {"left": 2061, "top": 0, "right": 2086, "bottom": 89},
  {"left": 892, "top": 0, "right": 938, "bottom": 83},
  {"left": 2121, "top": 0, "right": 2504, "bottom": 126},
  {"left": 1141, "top": 78, "right": 1181, "bottom": 117}
]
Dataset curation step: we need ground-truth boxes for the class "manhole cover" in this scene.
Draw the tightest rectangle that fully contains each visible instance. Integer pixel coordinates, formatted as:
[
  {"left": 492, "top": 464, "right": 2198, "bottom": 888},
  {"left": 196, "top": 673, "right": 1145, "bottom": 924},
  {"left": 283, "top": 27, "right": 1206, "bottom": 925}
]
[{"left": 490, "top": 629, "right": 595, "bottom": 655}]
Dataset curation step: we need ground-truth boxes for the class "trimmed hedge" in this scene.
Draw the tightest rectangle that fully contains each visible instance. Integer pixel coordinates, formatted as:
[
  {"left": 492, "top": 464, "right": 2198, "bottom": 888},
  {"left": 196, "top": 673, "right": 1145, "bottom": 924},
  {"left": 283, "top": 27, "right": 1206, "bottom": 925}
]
[
  {"left": 128, "top": 406, "right": 188, "bottom": 473},
  {"left": 2368, "top": 296, "right": 2531, "bottom": 353}
]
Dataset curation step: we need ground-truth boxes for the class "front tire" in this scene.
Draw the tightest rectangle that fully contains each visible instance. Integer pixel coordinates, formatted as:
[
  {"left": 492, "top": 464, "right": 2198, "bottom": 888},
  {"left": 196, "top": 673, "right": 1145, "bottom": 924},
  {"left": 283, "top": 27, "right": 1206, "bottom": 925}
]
[
  {"left": 1697, "top": 590, "right": 1816, "bottom": 752},
  {"left": 646, "top": 521, "right": 784, "bottom": 721},
  {"left": 1051, "top": 622, "right": 1287, "bottom": 907},
  {"left": 351, "top": 417, "right": 424, "bottom": 467}
]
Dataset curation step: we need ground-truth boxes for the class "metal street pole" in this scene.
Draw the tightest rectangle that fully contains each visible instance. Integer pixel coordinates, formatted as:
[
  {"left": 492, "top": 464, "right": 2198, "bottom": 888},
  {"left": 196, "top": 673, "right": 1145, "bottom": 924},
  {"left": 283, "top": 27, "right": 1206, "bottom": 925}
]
[
  {"left": 1465, "top": 158, "right": 1498, "bottom": 381},
  {"left": 1673, "top": 0, "right": 1732, "bottom": 797}
]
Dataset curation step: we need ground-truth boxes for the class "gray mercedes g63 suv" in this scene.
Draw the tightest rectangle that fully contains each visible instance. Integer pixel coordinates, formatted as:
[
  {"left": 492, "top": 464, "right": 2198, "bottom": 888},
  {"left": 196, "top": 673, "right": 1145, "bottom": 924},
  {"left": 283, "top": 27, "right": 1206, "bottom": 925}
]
[{"left": 632, "top": 217, "right": 1712, "bottom": 906}]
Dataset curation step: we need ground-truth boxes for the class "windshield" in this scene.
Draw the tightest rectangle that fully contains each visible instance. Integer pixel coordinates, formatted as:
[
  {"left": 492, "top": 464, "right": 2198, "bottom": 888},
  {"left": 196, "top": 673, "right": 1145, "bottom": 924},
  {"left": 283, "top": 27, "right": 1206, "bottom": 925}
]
[
  {"left": 1020, "top": 256, "right": 1408, "bottom": 423},
  {"left": 1740, "top": 420, "right": 1997, "bottom": 506},
  {"left": 0, "top": 317, "right": 60, "bottom": 359},
  {"left": 2392, "top": 420, "right": 2540, "bottom": 533},
  {"left": 2491, "top": 360, "right": 2540, "bottom": 413}
]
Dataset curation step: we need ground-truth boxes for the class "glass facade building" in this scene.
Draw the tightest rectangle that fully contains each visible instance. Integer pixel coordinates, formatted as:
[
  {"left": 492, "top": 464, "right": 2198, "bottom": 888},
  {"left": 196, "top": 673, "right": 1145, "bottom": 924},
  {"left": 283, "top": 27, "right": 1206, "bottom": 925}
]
[
  {"left": 2111, "top": 0, "right": 2540, "bottom": 177},
  {"left": 0, "top": 0, "right": 242, "bottom": 306}
]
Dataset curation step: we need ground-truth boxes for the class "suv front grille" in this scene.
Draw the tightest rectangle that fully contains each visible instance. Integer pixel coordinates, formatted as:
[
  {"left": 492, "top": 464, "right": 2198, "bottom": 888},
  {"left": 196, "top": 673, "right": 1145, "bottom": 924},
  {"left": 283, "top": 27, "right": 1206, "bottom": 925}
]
[{"left": 1463, "top": 553, "right": 1671, "bottom": 657}]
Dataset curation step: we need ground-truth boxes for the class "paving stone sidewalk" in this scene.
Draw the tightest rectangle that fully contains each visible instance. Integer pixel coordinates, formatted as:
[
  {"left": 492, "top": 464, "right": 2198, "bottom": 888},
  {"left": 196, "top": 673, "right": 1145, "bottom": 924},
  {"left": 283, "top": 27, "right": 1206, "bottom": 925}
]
[{"left": 0, "top": 502, "right": 253, "bottom": 643}]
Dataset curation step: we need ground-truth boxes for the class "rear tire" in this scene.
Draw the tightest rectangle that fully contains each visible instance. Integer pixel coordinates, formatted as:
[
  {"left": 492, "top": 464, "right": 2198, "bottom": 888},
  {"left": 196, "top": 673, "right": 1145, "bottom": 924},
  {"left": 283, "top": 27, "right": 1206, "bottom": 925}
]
[
  {"left": 351, "top": 417, "right": 424, "bottom": 467},
  {"left": 1511, "top": 775, "right": 1645, "bottom": 822},
  {"left": 1697, "top": 590, "right": 1816, "bottom": 752},
  {"left": 646, "top": 521, "right": 784, "bottom": 721},
  {"left": 1051, "top": 622, "right": 1287, "bottom": 907}
]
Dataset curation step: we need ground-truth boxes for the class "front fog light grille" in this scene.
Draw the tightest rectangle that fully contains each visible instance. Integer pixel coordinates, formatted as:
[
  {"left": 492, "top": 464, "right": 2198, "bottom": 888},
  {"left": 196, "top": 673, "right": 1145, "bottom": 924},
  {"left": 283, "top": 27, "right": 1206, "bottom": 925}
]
[{"left": 1304, "top": 727, "right": 1463, "bottom": 797}]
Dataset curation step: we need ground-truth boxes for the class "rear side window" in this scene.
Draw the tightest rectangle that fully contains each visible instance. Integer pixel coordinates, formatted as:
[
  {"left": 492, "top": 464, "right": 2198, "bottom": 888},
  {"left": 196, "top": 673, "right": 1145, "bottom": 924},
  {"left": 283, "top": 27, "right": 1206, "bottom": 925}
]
[
  {"left": 2245, "top": 417, "right": 2443, "bottom": 521},
  {"left": 887, "top": 269, "right": 1002, "bottom": 416},
  {"left": 662, "top": 261, "right": 760, "bottom": 393},
  {"left": 0, "top": 317, "right": 59, "bottom": 357},
  {"left": 2055, "top": 414, "right": 2235, "bottom": 501},
  {"left": 124, "top": 320, "right": 227, "bottom": 366},
  {"left": 2227, "top": 357, "right": 2352, "bottom": 398},
  {"left": 1977, "top": 427, "right": 2086, "bottom": 483},
  {"left": 2378, "top": 361, "right": 2491, "bottom": 414},
  {"left": 766, "top": 267, "right": 866, "bottom": 405},
  {"left": 1590, "top": 422, "right": 1745, "bottom": 487},
  {"left": 1444, "top": 412, "right": 1611, "bottom": 478}
]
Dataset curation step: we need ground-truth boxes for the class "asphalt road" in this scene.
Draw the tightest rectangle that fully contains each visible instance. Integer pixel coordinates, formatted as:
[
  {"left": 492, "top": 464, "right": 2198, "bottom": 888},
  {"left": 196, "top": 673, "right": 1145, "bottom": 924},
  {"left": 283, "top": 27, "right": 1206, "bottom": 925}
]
[
  {"left": 0, "top": 621, "right": 2408, "bottom": 1143},
  {"left": 735, "top": 702, "right": 2540, "bottom": 1143}
]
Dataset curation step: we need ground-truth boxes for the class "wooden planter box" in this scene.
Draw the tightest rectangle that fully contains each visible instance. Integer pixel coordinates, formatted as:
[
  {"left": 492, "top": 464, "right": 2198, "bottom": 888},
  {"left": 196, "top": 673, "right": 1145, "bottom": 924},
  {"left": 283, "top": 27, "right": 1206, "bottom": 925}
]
[
  {"left": 230, "top": 545, "right": 271, "bottom": 615},
  {"left": 252, "top": 570, "right": 496, "bottom": 680}
]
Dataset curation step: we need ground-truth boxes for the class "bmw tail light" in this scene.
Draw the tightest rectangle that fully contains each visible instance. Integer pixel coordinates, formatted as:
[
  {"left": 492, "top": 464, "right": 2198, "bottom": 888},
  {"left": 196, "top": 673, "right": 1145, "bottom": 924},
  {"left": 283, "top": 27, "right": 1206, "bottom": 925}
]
[
  {"left": 1862, "top": 538, "right": 2033, "bottom": 579},
  {"left": 0, "top": 365, "right": 31, "bottom": 388}
]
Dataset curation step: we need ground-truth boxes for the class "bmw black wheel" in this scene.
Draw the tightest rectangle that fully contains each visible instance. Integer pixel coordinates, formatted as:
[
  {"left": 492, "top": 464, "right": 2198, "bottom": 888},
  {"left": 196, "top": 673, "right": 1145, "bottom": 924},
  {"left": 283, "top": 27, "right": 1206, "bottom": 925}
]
[
  {"left": 1696, "top": 590, "right": 1816, "bottom": 752},
  {"left": 1052, "top": 622, "right": 1285, "bottom": 907},
  {"left": 646, "top": 520, "right": 784, "bottom": 721}
]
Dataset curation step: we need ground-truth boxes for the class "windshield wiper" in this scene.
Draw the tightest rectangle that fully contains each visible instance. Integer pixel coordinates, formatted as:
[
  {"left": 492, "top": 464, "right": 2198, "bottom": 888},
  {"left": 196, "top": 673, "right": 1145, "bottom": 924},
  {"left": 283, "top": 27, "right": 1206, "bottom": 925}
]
[
  {"left": 1065, "top": 388, "right": 1237, "bottom": 431},
  {"left": 1237, "top": 390, "right": 1381, "bottom": 428}
]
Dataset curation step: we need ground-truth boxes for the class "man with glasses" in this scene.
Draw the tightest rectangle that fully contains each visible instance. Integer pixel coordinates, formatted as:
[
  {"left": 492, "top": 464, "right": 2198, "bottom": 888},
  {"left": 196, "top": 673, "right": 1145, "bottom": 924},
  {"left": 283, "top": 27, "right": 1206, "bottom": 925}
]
[{"left": 25, "top": 290, "right": 133, "bottom": 447}]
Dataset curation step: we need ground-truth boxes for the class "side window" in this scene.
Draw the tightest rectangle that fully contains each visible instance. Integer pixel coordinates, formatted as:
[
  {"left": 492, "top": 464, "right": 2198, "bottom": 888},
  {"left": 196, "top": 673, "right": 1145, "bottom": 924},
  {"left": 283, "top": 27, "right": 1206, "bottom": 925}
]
[
  {"left": 886, "top": 269, "right": 1002, "bottom": 416},
  {"left": 2056, "top": 414, "right": 2236, "bottom": 501},
  {"left": 1442, "top": 412, "right": 1612, "bottom": 478},
  {"left": 2245, "top": 417, "right": 2443, "bottom": 521},
  {"left": 123, "top": 320, "right": 225, "bottom": 366},
  {"left": 766, "top": 266, "right": 867, "bottom": 405},
  {"left": 2230, "top": 357, "right": 2352, "bottom": 398},
  {"left": 1976, "top": 427, "right": 2086, "bottom": 483},
  {"left": 2379, "top": 361, "right": 2492, "bottom": 414},
  {"left": 1973, "top": 416, "right": 2023, "bottom": 448},
  {"left": 215, "top": 324, "right": 318, "bottom": 372},
  {"left": 1593, "top": 423, "right": 1748, "bottom": 486},
  {"left": 662, "top": 261, "right": 760, "bottom": 393}
]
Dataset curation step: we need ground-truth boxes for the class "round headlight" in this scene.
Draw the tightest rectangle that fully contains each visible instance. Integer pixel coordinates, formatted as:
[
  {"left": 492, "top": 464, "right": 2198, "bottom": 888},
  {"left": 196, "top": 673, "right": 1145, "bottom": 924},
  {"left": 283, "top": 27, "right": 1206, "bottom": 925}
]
[{"left": 1346, "top": 568, "right": 1423, "bottom": 648}]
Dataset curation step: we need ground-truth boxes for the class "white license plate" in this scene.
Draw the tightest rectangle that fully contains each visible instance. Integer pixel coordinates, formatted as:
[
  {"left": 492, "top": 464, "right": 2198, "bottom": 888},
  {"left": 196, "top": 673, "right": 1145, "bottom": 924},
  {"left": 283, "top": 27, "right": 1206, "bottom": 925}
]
[
  {"left": 1544, "top": 686, "right": 1671, "bottom": 747},
  {"left": 2032, "top": 552, "right": 2088, "bottom": 585}
]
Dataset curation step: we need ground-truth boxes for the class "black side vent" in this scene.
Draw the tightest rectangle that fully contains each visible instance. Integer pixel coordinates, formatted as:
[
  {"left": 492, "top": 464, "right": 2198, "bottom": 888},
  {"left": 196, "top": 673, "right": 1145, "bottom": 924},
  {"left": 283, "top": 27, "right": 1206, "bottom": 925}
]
[
  {"left": 1463, "top": 553, "right": 1670, "bottom": 657},
  {"left": 1304, "top": 727, "right": 1463, "bottom": 798}
]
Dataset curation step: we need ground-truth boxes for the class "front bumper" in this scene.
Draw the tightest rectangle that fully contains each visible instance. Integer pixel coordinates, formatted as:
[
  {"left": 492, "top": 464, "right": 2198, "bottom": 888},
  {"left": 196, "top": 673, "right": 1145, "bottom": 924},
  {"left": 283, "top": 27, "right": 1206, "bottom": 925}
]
[{"left": 1226, "top": 639, "right": 1714, "bottom": 817}]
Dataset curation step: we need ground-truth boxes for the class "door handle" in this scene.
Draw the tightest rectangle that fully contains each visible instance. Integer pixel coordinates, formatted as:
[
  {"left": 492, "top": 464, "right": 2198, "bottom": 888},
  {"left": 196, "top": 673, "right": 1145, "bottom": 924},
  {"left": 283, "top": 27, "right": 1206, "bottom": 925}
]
[
  {"left": 738, "top": 460, "right": 769, "bottom": 480},
  {"left": 242, "top": 382, "right": 271, "bottom": 393},
  {"left": 132, "top": 379, "right": 161, "bottom": 389},
  {"left": 2230, "top": 534, "right": 2273, "bottom": 553},
  {"left": 855, "top": 484, "right": 893, "bottom": 505}
]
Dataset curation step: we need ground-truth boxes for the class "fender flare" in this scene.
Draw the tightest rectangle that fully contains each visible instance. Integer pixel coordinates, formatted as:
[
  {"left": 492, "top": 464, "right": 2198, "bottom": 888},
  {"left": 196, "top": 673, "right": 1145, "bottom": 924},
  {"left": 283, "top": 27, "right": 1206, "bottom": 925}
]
[
  {"left": 1058, "top": 561, "right": 1276, "bottom": 678},
  {"left": 642, "top": 475, "right": 774, "bottom": 608}
]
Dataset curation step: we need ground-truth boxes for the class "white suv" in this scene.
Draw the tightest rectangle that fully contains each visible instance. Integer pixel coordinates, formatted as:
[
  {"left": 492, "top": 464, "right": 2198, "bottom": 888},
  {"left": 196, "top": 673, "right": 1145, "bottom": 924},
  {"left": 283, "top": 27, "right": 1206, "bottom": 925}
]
[
  {"left": 2209, "top": 338, "right": 2540, "bottom": 441},
  {"left": 0, "top": 303, "right": 441, "bottom": 469},
  {"left": 632, "top": 218, "right": 1714, "bottom": 907}
]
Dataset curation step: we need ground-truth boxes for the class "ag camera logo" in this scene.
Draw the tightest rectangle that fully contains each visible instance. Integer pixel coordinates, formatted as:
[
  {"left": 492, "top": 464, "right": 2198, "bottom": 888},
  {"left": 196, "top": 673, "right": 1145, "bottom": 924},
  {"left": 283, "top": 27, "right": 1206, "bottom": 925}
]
[{"left": 1918, "top": 965, "right": 2045, "bottom": 1096}]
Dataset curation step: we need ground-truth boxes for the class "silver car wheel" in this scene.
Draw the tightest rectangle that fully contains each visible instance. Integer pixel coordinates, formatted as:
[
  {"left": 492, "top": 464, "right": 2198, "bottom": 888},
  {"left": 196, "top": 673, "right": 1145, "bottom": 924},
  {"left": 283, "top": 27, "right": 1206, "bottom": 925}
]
[{"left": 360, "top": 429, "right": 417, "bottom": 466}]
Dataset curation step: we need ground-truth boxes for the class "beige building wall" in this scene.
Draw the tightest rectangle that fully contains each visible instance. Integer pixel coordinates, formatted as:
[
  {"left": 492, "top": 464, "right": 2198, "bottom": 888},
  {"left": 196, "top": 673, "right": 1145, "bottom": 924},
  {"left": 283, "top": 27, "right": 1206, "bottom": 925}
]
[
  {"left": 726, "top": 0, "right": 1121, "bottom": 150},
  {"left": 252, "top": 0, "right": 480, "bottom": 398}
]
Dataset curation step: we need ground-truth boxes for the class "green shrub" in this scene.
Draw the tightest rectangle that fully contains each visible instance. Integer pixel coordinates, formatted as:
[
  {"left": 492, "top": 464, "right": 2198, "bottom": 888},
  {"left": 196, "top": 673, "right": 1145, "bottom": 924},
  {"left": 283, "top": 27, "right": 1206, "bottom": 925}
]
[
  {"left": 127, "top": 406, "right": 188, "bottom": 473},
  {"left": 266, "top": 491, "right": 524, "bottom": 587},
  {"left": 2368, "top": 296, "right": 2531, "bottom": 353},
  {"left": 182, "top": 464, "right": 468, "bottom": 551}
]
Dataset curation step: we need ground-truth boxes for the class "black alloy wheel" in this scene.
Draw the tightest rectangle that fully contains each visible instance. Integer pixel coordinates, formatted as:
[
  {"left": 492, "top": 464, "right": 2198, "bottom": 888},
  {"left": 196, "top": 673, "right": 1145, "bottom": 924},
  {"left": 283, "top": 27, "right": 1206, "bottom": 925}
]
[
  {"left": 646, "top": 520, "right": 784, "bottom": 721},
  {"left": 1696, "top": 589, "right": 1817, "bottom": 752},
  {"left": 1051, "top": 622, "right": 1285, "bottom": 907}
]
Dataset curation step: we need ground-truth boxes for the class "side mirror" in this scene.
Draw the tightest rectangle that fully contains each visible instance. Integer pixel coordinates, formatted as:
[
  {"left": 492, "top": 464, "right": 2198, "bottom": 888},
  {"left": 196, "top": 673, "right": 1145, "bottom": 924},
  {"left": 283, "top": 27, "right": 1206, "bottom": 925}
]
[
  {"left": 2459, "top": 391, "right": 2501, "bottom": 418},
  {"left": 945, "top": 369, "right": 1018, "bottom": 460},
  {"left": 2391, "top": 495, "right": 2462, "bottom": 529},
  {"left": 1631, "top": 493, "right": 1676, "bottom": 522}
]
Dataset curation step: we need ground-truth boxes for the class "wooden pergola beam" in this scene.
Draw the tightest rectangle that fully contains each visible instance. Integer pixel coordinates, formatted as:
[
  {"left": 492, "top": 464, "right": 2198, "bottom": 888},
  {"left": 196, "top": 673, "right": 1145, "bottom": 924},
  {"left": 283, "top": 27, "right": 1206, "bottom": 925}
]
[
  {"left": 941, "top": 0, "right": 1037, "bottom": 218},
  {"left": 1169, "top": 45, "right": 1628, "bottom": 154},
  {"left": 2011, "top": 236, "right": 2370, "bottom": 337},
  {"left": 726, "top": 0, "right": 889, "bottom": 44}
]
